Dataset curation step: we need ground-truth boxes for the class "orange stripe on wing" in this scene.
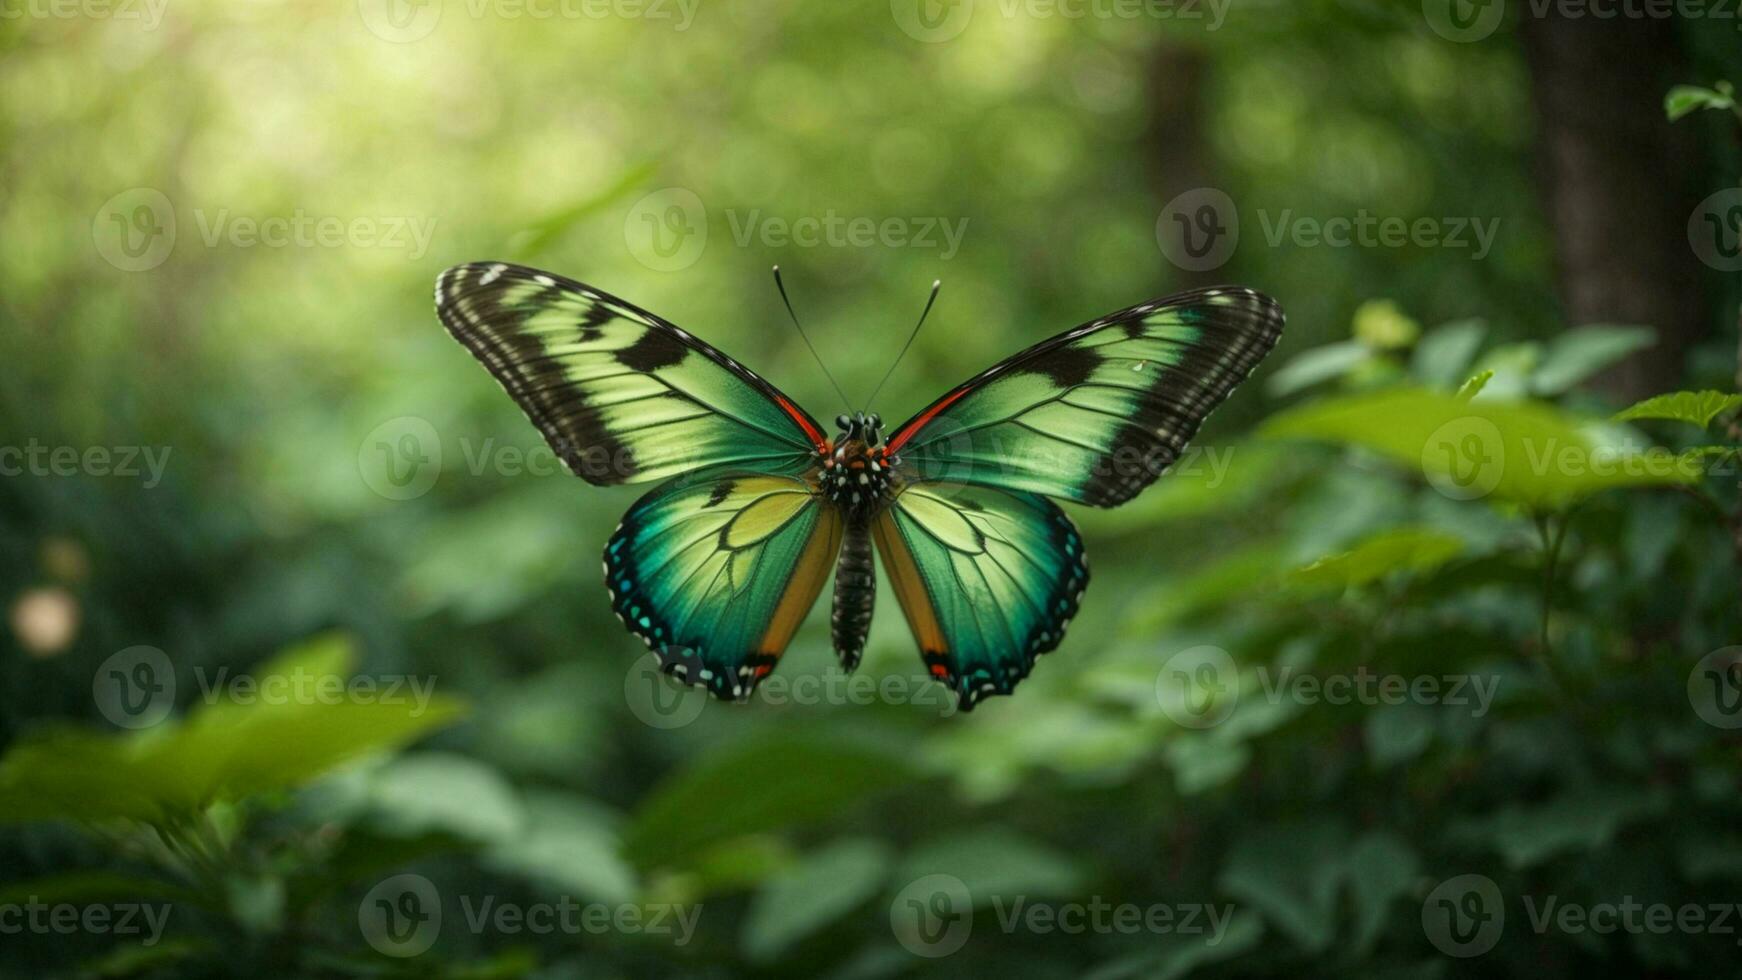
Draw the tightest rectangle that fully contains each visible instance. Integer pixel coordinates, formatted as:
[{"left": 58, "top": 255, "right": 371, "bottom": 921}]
[
  {"left": 884, "top": 386, "right": 970, "bottom": 454},
  {"left": 871, "top": 510, "right": 949, "bottom": 658},
  {"left": 776, "top": 394, "right": 827, "bottom": 450},
  {"left": 755, "top": 504, "right": 843, "bottom": 655}
]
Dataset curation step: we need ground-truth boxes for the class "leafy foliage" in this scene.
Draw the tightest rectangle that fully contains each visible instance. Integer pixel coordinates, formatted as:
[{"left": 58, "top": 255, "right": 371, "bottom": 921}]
[{"left": 3, "top": 11, "right": 1741, "bottom": 979}]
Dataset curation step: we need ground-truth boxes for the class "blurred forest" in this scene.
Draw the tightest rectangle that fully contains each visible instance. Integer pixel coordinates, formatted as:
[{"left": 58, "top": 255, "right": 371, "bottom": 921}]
[{"left": 2, "top": 0, "right": 1742, "bottom": 976}]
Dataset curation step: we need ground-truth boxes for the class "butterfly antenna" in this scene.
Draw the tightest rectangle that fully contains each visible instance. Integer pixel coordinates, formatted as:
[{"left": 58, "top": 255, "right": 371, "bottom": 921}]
[
  {"left": 863, "top": 278, "right": 941, "bottom": 411},
  {"left": 772, "top": 266, "right": 851, "bottom": 409}
]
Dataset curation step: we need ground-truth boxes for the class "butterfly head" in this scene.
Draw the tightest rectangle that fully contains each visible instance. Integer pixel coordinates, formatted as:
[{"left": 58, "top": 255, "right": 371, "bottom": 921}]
[
  {"left": 821, "top": 412, "right": 892, "bottom": 513},
  {"left": 834, "top": 412, "right": 884, "bottom": 448}
]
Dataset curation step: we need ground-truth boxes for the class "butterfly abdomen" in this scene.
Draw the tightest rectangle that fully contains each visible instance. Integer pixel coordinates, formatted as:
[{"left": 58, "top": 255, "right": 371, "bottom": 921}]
[{"left": 831, "top": 518, "right": 876, "bottom": 672}]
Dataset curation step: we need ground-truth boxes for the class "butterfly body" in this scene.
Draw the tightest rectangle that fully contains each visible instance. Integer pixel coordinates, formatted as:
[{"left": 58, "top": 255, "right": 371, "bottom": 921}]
[{"left": 436, "top": 261, "right": 1283, "bottom": 711}]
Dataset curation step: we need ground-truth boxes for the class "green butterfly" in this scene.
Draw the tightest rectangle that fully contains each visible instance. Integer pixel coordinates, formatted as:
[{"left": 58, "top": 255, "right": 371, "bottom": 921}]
[{"left": 435, "top": 262, "right": 1283, "bottom": 711}]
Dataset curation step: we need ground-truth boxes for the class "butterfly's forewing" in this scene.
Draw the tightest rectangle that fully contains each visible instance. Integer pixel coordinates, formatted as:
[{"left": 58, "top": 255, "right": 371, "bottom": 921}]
[
  {"left": 437, "top": 262, "right": 828, "bottom": 486},
  {"left": 606, "top": 471, "right": 842, "bottom": 700},
  {"left": 885, "top": 286, "right": 1283, "bottom": 507},
  {"left": 871, "top": 483, "right": 1088, "bottom": 711}
]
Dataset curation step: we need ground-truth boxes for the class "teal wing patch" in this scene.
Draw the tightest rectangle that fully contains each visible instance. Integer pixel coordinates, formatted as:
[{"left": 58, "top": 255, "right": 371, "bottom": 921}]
[
  {"left": 437, "top": 262, "right": 827, "bottom": 486},
  {"left": 605, "top": 471, "right": 843, "bottom": 700},
  {"left": 872, "top": 483, "right": 1089, "bottom": 711},
  {"left": 884, "top": 286, "right": 1283, "bottom": 506}
]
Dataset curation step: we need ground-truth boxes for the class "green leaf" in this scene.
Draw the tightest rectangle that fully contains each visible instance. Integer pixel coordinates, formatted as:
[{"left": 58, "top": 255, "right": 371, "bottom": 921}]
[
  {"left": 1614, "top": 390, "right": 1742, "bottom": 430},
  {"left": 1085, "top": 913, "right": 1262, "bottom": 980},
  {"left": 366, "top": 752, "right": 524, "bottom": 843},
  {"left": 1455, "top": 370, "right": 1493, "bottom": 402},
  {"left": 1364, "top": 703, "right": 1435, "bottom": 769},
  {"left": 896, "top": 828, "right": 1085, "bottom": 905},
  {"left": 741, "top": 838, "right": 891, "bottom": 962},
  {"left": 0, "top": 634, "right": 465, "bottom": 826},
  {"left": 1262, "top": 387, "right": 1700, "bottom": 508},
  {"left": 1470, "top": 342, "right": 1540, "bottom": 399},
  {"left": 1217, "top": 820, "right": 1346, "bottom": 952},
  {"left": 1122, "top": 544, "right": 1282, "bottom": 634},
  {"left": 486, "top": 791, "right": 637, "bottom": 905},
  {"left": 623, "top": 733, "right": 914, "bottom": 869},
  {"left": 1531, "top": 324, "right": 1656, "bottom": 395},
  {"left": 1452, "top": 788, "right": 1666, "bottom": 869},
  {"left": 1218, "top": 821, "right": 1418, "bottom": 955},
  {"left": 1665, "top": 82, "right": 1736, "bottom": 121},
  {"left": 1343, "top": 833, "right": 1420, "bottom": 955},
  {"left": 1411, "top": 319, "right": 1487, "bottom": 388},
  {"left": 1266, "top": 341, "right": 1371, "bottom": 397},
  {"left": 1289, "top": 527, "right": 1465, "bottom": 591},
  {"left": 1353, "top": 299, "right": 1420, "bottom": 350},
  {"left": 1164, "top": 736, "right": 1252, "bottom": 795}
]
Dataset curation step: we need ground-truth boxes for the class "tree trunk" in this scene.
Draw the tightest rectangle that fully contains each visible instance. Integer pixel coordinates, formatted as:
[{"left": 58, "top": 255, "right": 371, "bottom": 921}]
[{"left": 1520, "top": 13, "right": 1708, "bottom": 402}]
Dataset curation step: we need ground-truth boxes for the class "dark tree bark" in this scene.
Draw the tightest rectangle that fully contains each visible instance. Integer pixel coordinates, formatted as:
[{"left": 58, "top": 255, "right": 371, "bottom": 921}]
[
  {"left": 1145, "top": 44, "right": 1220, "bottom": 292},
  {"left": 1520, "top": 13, "right": 1709, "bottom": 402}
]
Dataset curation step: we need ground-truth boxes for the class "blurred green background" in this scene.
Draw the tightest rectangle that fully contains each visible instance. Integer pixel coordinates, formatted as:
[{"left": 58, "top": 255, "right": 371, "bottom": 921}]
[{"left": 3, "top": 1, "right": 1742, "bottom": 976}]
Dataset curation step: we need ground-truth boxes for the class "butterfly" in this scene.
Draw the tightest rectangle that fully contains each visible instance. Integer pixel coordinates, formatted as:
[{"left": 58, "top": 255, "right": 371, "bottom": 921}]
[{"left": 435, "top": 261, "right": 1283, "bottom": 711}]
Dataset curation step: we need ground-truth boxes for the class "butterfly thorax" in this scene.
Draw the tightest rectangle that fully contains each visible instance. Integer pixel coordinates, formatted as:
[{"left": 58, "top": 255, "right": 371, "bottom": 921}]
[{"left": 819, "top": 412, "right": 894, "bottom": 518}]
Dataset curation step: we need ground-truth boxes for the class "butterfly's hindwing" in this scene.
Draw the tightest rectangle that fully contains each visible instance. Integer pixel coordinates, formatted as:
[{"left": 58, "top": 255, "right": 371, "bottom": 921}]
[
  {"left": 872, "top": 483, "right": 1089, "bottom": 710},
  {"left": 886, "top": 286, "right": 1283, "bottom": 507},
  {"left": 437, "top": 262, "right": 827, "bottom": 486},
  {"left": 605, "top": 470, "right": 843, "bottom": 700}
]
